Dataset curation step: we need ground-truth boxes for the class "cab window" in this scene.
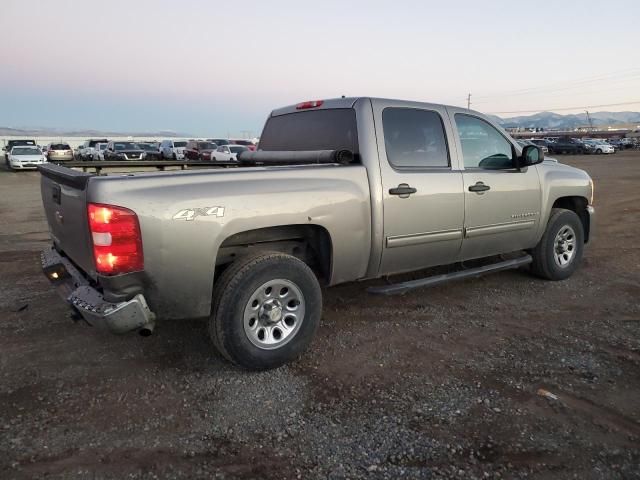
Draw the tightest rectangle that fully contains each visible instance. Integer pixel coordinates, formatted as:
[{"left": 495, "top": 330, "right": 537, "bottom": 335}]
[
  {"left": 382, "top": 108, "right": 449, "bottom": 168},
  {"left": 455, "top": 114, "right": 514, "bottom": 169}
]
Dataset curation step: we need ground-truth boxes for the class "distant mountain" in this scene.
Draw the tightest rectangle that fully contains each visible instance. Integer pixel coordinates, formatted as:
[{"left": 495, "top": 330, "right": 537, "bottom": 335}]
[
  {"left": 492, "top": 111, "right": 640, "bottom": 130},
  {"left": 0, "top": 126, "right": 192, "bottom": 137}
]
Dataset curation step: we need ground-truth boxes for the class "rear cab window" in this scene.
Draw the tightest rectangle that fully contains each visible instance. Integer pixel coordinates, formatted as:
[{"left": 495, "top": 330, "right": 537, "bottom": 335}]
[{"left": 259, "top": 108, "right": 359, "bottom": 156}]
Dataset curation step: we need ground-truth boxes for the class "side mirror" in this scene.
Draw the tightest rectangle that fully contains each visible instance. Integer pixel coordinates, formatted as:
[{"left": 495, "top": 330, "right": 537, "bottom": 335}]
[{"left": 519, "top": 145, "right": 544, "bottom": 167}]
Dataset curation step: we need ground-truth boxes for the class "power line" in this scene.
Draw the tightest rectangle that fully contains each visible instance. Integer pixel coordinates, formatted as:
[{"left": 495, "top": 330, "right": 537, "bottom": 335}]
[
  {"left": 487, "top": 100, "right": 640, "bottom": 115},
  {"left": 474, "top": 68, "right": 640, "bottom": 101}
]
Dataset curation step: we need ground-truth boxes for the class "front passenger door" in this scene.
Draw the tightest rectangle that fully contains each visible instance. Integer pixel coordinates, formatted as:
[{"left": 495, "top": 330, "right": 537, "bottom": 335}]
[{"left": 451, "top": 111, "right": 542, "bottom": 261}]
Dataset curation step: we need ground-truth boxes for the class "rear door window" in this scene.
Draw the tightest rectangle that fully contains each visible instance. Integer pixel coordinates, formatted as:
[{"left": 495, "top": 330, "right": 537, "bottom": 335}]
[
  {"left": 259, "top": 108, "right": 359, "bottom": 154},
  {"left": 382, "top": 108, "right": 450, "bottom": 168}
]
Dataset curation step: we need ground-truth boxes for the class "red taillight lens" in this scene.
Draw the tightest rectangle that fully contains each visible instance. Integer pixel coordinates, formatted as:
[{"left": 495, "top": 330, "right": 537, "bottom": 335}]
[
  {"left": 296, "top": 100, "right": 324, "bottom": 109},
  {"left": 88, "top": 203, "right": 143, "bottom": 275}
]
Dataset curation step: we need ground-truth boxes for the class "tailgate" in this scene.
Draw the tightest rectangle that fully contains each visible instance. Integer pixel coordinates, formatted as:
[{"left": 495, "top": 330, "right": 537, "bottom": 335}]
[{"left": 38, "top": 164, "right": 97, "bottom": 278}]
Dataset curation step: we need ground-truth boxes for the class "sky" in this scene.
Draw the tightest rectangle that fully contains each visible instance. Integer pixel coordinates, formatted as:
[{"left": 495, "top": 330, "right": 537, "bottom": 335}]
[{"left": 1, "top": 0, "right": 639, "bottom": 136}]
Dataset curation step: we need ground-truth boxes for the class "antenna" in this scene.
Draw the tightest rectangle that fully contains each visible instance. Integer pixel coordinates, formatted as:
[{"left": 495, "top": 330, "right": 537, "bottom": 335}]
[{"left": 467, "top": 93, "right": 472, "bottom": 109}]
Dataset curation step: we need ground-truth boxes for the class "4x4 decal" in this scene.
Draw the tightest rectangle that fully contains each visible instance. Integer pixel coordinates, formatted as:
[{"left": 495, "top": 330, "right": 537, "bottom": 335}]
[{"left": 172, "top": 206, "right": 225, "bottom": 221}]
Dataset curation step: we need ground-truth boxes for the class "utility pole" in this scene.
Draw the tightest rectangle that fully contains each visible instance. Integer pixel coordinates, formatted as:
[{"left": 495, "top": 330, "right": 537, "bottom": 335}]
[
  {"left": 585, "top": 110, "right": 594, "bottom": 131},
  {"left": 467, "top": 93, "right": 471, "bottom": 110}
]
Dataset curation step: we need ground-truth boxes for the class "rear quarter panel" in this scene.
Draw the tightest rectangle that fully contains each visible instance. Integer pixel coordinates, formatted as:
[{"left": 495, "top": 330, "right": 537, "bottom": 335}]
[{"left": 87, "top": 165, "right": 372, "bottom": 320}]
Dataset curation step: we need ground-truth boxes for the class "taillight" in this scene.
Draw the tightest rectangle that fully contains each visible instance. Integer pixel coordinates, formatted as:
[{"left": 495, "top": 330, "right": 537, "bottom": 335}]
[
  {"left": 88, "top": 203, "right": 143, "bottom": 275},
  {"left": 296, "top": 100, "right": 323, "bottom": 109}
]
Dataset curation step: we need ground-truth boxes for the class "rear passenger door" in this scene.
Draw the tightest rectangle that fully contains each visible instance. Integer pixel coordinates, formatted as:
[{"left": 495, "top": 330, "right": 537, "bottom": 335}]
[{"left": 373, "top": 100, "right": 464, "bottom": 276}]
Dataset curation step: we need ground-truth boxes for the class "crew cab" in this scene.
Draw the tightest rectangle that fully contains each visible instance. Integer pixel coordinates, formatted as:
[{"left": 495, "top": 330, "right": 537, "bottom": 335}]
[{"left": 38, "top": 97, "right": 595, "bottom": 370}]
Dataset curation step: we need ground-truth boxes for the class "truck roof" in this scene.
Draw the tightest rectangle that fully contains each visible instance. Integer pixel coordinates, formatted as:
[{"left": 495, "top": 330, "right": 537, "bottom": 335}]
[{"left": 270, "top": 97, "right": 474, "bottom": 117}]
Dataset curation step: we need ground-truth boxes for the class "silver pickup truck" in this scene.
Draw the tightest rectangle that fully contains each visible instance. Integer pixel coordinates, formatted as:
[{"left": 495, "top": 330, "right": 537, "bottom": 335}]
[{"left": 39, "top": 97, "right": 594, "bottom": 369}]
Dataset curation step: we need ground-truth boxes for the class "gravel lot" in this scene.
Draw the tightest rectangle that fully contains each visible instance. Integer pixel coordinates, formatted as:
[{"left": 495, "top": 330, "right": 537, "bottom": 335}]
[{"left": 1, "top": 152, "right": 639, "bottom": 479}]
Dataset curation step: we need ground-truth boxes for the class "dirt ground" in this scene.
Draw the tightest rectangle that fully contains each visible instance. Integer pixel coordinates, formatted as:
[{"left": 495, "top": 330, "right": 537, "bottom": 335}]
[{"left": 1, "top": 152, "right": 639, "bottom": 479}]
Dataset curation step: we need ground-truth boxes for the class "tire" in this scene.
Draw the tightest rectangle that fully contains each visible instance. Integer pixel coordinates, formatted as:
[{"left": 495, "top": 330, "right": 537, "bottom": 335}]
[
  {"left": 530, "top": 208, "right": 584, "bottom": 281},
  {"left": 172, "top": 153, "right": 177, "bottom": 160},
  {"left": 209, "top": 252, "right": 322, "bottom": 370},
  {"left": 595, "top": 149, "right": 602, "bottom": 154},
  {"left": 211, "top": 156, "right": 216, "bottom": 161}
]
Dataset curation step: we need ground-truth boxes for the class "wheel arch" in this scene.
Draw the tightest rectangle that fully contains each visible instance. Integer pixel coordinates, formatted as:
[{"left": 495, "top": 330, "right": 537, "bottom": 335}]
[
  {"left": 551, "top": 196, "right": 590, "bottom": 243},
  {"left": 215, "top": 224, "right": 333, "bottom": 285}
]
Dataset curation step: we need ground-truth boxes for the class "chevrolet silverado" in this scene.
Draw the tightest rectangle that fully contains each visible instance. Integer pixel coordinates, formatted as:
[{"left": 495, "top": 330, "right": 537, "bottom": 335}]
[{"left": 38, "top": 97, "right": 595, "bottom": 369}]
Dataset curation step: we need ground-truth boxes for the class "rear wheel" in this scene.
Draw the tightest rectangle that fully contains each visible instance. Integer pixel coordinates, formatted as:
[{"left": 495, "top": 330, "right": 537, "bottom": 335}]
[
  {"left": 530, "top": 208, "right": 584, "bottom": 281},
  {"left": 209, "top": 252, "right": 322, "bottom": 370}
]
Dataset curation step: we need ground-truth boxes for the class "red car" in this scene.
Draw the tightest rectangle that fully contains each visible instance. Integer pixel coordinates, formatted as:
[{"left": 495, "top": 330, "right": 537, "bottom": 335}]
[
  {"left": 184, "top": 140, "right": 218, "bottom": 161},
  {"left": 230, "top": 139, "right": 257, "bottom": 151}
]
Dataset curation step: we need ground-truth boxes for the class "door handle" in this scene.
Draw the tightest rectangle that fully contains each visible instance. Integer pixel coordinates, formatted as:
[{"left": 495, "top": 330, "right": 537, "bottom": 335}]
[
  {"left": 468, "top": 182, "right": 490, "bottom": 193},
  {"left": 389, "top": 184, "right": 417, "bottom": 198}
]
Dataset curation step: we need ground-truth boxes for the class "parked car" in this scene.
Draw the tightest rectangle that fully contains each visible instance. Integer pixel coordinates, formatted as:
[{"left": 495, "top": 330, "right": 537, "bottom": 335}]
[
  {"left": 4, "top": 139, "right": 36, "bottom": 164},
  {"left": 137, "top": 142, "right": 163, "bottom": 160},
  {"left": 528, "top": 139, "right": 552, "bottom": 153},
  {"left": 517, "top": 139, "right": 548, "bottom": 154},
  {"left": 78, "top": 139, "right": 109, "bottom": 161},
  {"left": 45, "top": 142, "right": 74, "bottom": 162},
  {"left": 547, "top": 138, "right": 587, "bottom": 155},
  {"left": 91, "top": 143, "right": 109, "bottom": 161},
  {"left": 184, "top": 140, "right": 218, "bottom": 161},
  {"left": 7, "top": 145, "right": 47, "bottom": 170},
  {"left": 103, "top": 141, "right": 146, "bottom": 161},
  {"left": 159, "top": 139, "right": 187, "bottom": 159},
  {"left": 229, "top": 139, "right": 257, "bottom": 151},
  {"left": 210, "top": 144, "right": 248, "bottom": 161},
  {"left": 207, "top": 138, "right": 230, "bottom": 147},
  {"left": 38, "top": 96, "right": 594, "bottom": 370},
  {"left": 583, "top": 140, "right": 615, "bottom": 154}
]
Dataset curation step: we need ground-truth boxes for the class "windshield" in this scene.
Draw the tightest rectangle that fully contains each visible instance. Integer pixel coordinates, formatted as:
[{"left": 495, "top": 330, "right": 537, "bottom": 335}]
[
  {"left": 13, "top": 147, "right": 41, "bottom": 155},
  {"left": 197, "top": 142, "right": 216, "bottom": 150},
  {"left": 98, "top": 144, "right": 108, "bottom": 150},
  {"left": 137, "top": 143, "right": 158, "bottom": 151},
  {"left": 229, "top": 146, "right": 248, "bottom": 153},
  {"left": 114, "top": 142, "right": 138, "bottom": 150},
  {"left": 209, "top": 139, "right": 229, "bottom": 146},
  {"left": 173, "top": 141, "right": 187, "bottom": 147}
]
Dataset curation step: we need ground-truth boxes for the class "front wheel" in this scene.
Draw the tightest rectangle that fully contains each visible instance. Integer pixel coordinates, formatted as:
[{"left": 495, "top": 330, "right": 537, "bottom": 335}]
[
  {"left": 530, "top": 208, "right": 584, "bottom": 280},
  {"left": 209, "top": 252, "right": 322, "bottom": 370}
]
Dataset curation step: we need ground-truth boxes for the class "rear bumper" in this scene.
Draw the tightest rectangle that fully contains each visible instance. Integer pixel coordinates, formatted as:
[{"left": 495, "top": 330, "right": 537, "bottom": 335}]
[{"left": 41, "top": 247, "right": 155, "bottom": 334}]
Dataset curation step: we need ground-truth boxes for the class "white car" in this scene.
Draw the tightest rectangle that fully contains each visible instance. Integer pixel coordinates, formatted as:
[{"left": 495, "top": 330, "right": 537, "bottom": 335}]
[
  {"left": 210, "top": 144, "right": 248, "bottom": 161},
  {"left": 8, "top": 146, "right": 47, "bottom": 170},
  {"left": 160, "top": 139, "right": 187, "bottom": 160},
  {"left": 583, "top": 140, "right": 615, "bottom": 154},
  {"left": 92, "top": 142, "right": 108, "bottom": 161}
]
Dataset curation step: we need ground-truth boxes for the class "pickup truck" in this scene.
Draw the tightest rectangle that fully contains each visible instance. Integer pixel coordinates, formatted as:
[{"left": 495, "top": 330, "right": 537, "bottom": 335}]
[
  {"left": 547, "top": 137, "right": 587, "bottom": 155},
  {"left": 38, "top": 97, "right": 595, "bottom": 370}
]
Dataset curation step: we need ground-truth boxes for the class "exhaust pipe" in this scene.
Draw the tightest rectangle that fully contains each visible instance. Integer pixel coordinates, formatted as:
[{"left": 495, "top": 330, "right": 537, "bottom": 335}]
[{"left": 138, "top": 322, "right": 155, "bottom": 337}]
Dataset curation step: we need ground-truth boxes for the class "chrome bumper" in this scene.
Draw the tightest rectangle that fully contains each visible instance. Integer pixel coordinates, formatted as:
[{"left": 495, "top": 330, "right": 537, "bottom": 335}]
[{"left": 41, "top": 247, "right": 155, "bottom": 334}]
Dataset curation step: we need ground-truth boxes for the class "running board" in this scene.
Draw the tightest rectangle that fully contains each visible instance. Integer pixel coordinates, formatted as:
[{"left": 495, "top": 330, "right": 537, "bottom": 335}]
[{"left": 367, "top": 255, "right": 532, "bottom": 296}]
